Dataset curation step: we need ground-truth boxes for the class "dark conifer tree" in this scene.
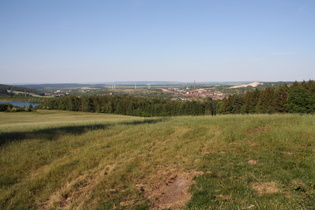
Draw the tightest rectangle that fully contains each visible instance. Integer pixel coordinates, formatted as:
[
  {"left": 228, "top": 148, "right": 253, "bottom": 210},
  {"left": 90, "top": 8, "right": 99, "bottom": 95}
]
[
  {"left": 256, "top": 87, "right": 275, "bottom": 113},
  {"left": 286, "top": 86, "right": 315, "bottom": 113},
  {"left": 274, "top": 85, "right": 289, "bottom": 113}
]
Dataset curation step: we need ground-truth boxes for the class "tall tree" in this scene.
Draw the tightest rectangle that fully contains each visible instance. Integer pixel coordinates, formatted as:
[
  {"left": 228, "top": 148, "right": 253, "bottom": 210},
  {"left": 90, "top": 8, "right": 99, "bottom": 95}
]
[
  {"left": 274, "top": 85, "right": 289, "bottom": 113},
  {"left": 81, "top": 96, "right": 94, "bottom": 112},
  {"left": 286, "top": 86, "right": 315, "bottom": 113},
  {"left": 256, "top": 87, "right": 276, "bottom": 113}
]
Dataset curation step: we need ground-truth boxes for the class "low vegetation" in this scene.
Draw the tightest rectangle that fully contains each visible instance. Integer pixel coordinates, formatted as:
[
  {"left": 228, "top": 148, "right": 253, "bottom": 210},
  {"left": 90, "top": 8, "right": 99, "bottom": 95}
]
[
  {"left": 1, "top": 111, "right": 314, "bottom": 209},
  {"left": 0, "top": 103, "right": 33, "bottom": 112}
]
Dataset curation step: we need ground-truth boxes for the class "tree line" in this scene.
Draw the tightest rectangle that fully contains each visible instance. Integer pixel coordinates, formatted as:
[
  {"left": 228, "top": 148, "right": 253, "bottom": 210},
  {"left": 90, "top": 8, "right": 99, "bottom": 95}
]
[
  {"left": 41, "top": 95, "right": 217, "bottom": 117},
  {"left": 41, "top": 80, "right": 315, "bottom": 116},
  {"left": 0, "top": 103, "right": 33, "bottom": 112},
  {"left": 219, "top": 80, "right": 315, "bottom": 114}
]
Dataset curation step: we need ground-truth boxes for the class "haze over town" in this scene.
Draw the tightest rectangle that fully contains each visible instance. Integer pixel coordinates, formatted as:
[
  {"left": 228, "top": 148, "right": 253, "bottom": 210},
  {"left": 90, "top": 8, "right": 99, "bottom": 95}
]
[{"left": 1, "top": 0, "right": 314, "bottom": 84}]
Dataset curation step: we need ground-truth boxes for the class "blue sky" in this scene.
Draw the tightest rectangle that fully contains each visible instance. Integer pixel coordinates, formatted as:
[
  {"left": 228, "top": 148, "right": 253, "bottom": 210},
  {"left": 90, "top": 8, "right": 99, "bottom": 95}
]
[{"left": 0, "top": 0, "right": 314, "bottom": 84}]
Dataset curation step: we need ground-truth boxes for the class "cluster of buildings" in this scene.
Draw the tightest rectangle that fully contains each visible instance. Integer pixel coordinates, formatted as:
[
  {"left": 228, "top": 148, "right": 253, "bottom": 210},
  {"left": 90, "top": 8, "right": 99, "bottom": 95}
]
[
  {"left": 44, "top": 89, "right": 70, "bottom": 97},
  {"left": 42, "top": 86, "right": 226, "bottom": 101},
  {"left": 162, "top": 88, "right": 225, "bottom": 101}
]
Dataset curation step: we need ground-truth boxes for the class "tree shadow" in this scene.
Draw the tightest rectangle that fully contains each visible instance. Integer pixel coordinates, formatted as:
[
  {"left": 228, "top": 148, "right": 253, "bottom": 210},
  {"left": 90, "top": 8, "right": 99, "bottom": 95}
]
[{"left": 0, "top": 118, "right": 163, "bottom": 146}]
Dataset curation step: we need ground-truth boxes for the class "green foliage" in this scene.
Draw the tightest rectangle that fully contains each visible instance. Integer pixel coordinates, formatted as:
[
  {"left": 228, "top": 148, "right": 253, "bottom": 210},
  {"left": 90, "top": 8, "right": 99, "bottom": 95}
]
[
  {"left": 256, "top": 87, "right": 276, "bottom": 113},
  {"left": 0, "top": 103, "right": 13, "bottom": 111},
  {"left": 0, "top": 103, "right": 33, "bottom": 112},
  {"left": 243, "top": 89, "right": 260, "bottom": 113},
  {"left": 286, "top": 86, "right": 315, "bottom": 113},
  {"left": 216, "top": 101, "right": 223, "bottom": 114},
  {"left": 222, "top": 92, "right": 251, "bottom": 114},
  {"left": 274, "top": 84, "right": 289, "bottom": 112},
  {"left": 42, "top": 95, "right": 210, "bottom": 117},
  {"left": 221, "top": 80, "right": 315, "bottom": 114}
]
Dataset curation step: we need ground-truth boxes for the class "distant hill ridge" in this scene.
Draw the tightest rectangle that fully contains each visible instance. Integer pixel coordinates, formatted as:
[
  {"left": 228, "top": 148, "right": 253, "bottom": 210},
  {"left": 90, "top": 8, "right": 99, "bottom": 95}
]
[
  {"left": 230, "top": 82, "right": 264, "bottom": 88},
  {"left": 0, "top": 84, "right": 43, "bottom": 96}
]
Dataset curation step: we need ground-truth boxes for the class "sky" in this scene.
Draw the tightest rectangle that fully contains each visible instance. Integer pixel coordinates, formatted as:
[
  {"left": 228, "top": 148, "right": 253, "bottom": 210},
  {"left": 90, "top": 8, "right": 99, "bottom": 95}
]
[{"left": 0, "top": 0, "right": 314, "bottom": 84}]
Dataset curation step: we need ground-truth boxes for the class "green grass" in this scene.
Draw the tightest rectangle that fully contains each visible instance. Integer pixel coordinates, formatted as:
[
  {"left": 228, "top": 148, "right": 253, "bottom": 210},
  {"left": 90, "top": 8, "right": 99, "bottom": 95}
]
[
  {"left": 0, "top": 110, "right": 146, "bottom": 133},
  {"left": 0, "top": 112, "right": 314, "bottom": 209}
]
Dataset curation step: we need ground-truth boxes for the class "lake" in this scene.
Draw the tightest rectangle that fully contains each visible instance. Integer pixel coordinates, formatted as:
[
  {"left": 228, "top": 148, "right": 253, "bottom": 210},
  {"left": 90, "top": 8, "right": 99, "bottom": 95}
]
[{"left": 0, "top": 101, "right": 40, "bottom": 107}]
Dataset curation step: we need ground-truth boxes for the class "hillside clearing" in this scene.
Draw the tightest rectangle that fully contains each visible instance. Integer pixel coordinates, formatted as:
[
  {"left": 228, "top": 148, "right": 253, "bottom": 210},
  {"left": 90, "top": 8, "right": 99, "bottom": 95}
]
[
  {"left": 1, "top": 111, "right": 315, "bottom": 209},
  {"left": 230, "top": 82, "right": 264, "bottom": 88}
]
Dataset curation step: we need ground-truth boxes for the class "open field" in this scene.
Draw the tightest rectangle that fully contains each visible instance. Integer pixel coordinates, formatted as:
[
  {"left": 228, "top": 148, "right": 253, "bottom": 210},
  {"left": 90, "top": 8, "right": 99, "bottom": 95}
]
[
  {"left": 0, "top": 110, "right": 145, "bottom": 133},
  {"left": 1, "top": 111, "right": 315, "bottom": 209},
  {"left": 7, "top": 90, "right": 47, "bottom": 98}
]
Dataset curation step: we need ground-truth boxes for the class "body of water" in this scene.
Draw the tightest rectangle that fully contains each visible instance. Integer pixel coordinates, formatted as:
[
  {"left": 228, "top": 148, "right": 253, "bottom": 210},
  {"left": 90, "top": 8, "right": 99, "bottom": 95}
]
[{"left": 0, "top": 101, "right": 40, "bottom": 107}]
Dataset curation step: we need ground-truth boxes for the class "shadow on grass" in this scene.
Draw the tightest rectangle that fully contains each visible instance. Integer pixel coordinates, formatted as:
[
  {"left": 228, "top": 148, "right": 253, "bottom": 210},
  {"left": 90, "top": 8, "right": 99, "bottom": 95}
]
[{"left": 0, "top": 119, "right": 163, "bottom": 146}]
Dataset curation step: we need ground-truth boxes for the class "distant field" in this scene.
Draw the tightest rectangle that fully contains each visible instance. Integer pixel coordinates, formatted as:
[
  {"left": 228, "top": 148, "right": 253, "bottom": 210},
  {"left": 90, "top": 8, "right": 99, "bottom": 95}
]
[
  {"left": 0, "top": 110, "right": 144, "bottom": 133},
  {"left": 8, "top": 90, "right": 44, "bottom": 98},
  {"left": 0, "top": 111, "right": 314, "bottom": 209}
]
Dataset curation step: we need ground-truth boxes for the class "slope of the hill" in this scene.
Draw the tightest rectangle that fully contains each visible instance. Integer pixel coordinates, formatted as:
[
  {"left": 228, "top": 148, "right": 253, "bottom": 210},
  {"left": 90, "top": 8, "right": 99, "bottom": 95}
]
[
  {"left": 0, "top": 111, "right": 314, "bottom": 209},
  {"left": 0, "top": 84, "right": 44, "bottom": 97}
]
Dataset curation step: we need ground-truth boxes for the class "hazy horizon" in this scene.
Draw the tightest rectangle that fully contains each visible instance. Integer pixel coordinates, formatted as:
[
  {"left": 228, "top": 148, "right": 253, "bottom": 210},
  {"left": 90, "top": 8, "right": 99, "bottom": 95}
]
[
  {"left": 3, "top": 80, "right": 300, "bottom": 87},
  {"left": 1, "top": 0, "right": 314, "bottom": 84}
]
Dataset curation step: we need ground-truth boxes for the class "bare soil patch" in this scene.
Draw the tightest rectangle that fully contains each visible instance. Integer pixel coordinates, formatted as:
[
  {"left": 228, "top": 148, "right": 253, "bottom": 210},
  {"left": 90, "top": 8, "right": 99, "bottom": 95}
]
[
  {"left": 213, "top": 194, "right": 231, "bottom": 200},
  {"left": 247, "top": 160, "right": 258, "bottom": 165},
  {"left": 139, "top": 170, "right": 203, "bottom": 209},
  {"left": 40, "top": 164, "right": 116, "bottom": 210},
  {"left": 251, "top": 182, "right": 280, "bottom": 196},
  {"left": 230, "top": 82, "right": 264, "bottom": 88}
]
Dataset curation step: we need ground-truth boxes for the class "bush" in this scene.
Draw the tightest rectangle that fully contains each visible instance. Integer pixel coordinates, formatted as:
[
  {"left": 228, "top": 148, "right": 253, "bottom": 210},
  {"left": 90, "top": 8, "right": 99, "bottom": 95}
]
[{"left": 0, "top": 103, "right": 13, "bottom": 112}]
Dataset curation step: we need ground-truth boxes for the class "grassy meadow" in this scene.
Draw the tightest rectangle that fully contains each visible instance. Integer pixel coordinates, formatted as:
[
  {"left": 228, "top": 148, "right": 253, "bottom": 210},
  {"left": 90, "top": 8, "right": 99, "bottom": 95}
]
[{"left": 0, "top": 111, "right": 315, "bottom": 209}]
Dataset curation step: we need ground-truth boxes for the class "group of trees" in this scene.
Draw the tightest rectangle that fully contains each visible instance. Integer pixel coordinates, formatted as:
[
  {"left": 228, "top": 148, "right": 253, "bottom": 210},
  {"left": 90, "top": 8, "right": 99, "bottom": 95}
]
[
  {"left": 41, "top": 80, "right": 315, "bottom": 116},
  {"left": 219, "top": 80, "right": 315, "bottom": 114},
  {"left": 0, "top": 103, "right": 33, "bottom": 112},
  {"left": 41, "top": 95, "right": 217, "bottom": 117}
]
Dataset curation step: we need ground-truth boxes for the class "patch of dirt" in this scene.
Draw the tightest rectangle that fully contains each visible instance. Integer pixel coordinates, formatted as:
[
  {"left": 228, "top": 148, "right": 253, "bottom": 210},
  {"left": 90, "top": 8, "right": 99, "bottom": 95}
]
[
  {"left": 247, "top": 160, "right": 258, "bottom": 165},
  {"left": 244, "top": 204, "right": 255, "bottom": 209},
  {"left": 251, "top": 182, "right": 280, "bottom": 196},
  {"left": 291, "top": 179, "right": 307, "bottom": 193},
  {"left": 40, "top": 164, "right": 116, "bottom": 210},
  {"left": 138, "top": 170, "right": 204, "bottom": 210},
  {"left": 213, "top": 194, "right": 230, "bottom": 200},
  {"left": 291, "top": 179, "right": 305, "bottom": 187},
  {"left": 119, "top": 200, "right": 135, "bottom": 207},
  {"left": 230, "top": 82, "right": 264, "bottom": 89},
  {"left": 230, "top": 142, "right": 241, "bottom": 146},
  {"left": 282, "top": 151, "right": 293, "bottom": 155},
  {"left": 244, "top": 126, "right": 270, "bottom": 133}
]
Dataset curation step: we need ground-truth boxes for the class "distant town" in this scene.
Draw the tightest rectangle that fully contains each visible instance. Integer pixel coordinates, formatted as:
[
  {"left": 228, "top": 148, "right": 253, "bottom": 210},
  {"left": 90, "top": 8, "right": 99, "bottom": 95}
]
[
  {"left": 37, "top": 81, "right": 291, "bottom": 101},
  {"left": 1, "top": 81, "right": 295, "bottom": 102}
]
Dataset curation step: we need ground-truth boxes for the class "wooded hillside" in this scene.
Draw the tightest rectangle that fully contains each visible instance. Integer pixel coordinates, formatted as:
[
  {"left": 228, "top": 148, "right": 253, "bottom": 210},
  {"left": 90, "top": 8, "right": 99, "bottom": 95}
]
[
  {"left": 0, "top": 84, "right": 44, "bottom": 96},
  {"left": 220, "top": 80, "right": 315, "bottom": 114}
]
